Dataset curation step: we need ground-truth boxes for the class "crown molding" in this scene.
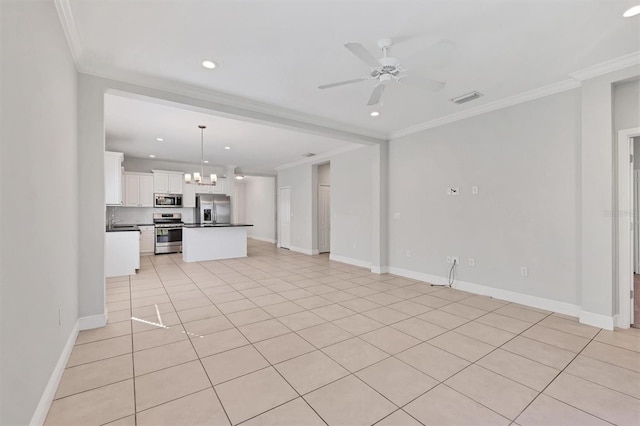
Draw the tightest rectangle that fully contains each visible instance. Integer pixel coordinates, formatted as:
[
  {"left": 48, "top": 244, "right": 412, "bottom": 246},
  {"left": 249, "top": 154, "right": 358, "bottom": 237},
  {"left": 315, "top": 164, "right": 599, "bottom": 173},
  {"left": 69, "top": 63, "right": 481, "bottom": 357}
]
[
  {"left": 53, "top": 0, "right": 82, "bottom": 65},
  {"left": 275, "top": 144, "right": 365, "bottom": 171},
  {"left": 569, "top": 51, "right": 640, "bottom": 81},
  {"left": 89, "top": 67, "right": 386, "bottom": 146},
  {"left": 390, "top": 78, "right": 581, "bottom": 139}
]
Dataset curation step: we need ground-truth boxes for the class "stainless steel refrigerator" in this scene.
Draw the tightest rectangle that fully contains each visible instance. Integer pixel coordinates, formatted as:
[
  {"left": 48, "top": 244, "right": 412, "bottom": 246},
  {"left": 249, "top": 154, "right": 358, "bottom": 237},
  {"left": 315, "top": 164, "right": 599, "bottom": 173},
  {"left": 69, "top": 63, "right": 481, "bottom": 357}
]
[{"left": 195, "top": 194, "right": 231, "bottom": 224}]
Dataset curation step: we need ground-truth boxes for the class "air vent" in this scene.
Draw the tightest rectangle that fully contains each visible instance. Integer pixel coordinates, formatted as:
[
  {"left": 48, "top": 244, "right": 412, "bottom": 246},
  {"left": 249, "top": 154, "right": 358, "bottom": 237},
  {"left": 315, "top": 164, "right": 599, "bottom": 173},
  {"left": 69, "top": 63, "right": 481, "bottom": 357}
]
[
  {"left": 302, "top": 153, "right": 316, "bottom": 157},
  {"left": 450, "top": 91, "right": 483, "bottom": 105}
]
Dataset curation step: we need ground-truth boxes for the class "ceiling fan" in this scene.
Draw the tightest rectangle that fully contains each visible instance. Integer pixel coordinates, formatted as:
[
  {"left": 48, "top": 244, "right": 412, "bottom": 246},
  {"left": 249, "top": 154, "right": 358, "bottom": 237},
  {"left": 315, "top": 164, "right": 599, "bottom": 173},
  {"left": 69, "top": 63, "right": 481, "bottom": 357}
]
[{"left": 318, "top": 38, "right": 447, "bottom": 107}]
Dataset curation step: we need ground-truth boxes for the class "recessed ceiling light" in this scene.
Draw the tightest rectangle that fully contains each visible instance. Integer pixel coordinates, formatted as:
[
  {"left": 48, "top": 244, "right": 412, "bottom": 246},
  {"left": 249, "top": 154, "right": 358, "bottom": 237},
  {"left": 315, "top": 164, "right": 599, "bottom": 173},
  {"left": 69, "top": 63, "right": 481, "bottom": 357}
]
[
  {"left": 204, "top": 160, "right": 209, "bottom": 163},
  {"left": 623, "top": 5, "right": 640, "bottom": 17},
  {"left": 370, "top": 111, "right": 380, "bottom": 117},
  {"left": 149, "top": 154, "right": 155, "bottom": 158},
  {"left": 224, "top": 146, "right": 231, "bottom": 150},
  {"left": 202, "top": 60, "right": 217, "bottom": 69},
  {"left": 156, "top": 137, "right": 164, "bottom": 141}
]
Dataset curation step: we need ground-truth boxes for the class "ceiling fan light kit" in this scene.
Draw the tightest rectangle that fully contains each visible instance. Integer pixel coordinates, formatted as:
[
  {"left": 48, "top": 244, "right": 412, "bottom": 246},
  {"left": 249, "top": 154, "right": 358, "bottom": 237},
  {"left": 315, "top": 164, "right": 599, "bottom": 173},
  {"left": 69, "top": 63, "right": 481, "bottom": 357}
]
[
  {"left": 185, "top": 125, "right": 218, "bottom": 186},
  {"left": 319, "top": 37, "right": 447, "bottom": 107}
]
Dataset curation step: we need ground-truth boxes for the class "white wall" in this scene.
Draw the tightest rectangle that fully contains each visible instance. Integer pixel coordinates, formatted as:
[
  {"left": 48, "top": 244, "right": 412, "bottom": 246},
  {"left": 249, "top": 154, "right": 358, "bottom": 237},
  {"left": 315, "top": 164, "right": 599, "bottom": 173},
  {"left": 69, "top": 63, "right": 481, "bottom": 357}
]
[
  {"left": 330, "top": 148, "right": 373, "bottom": 264},
  {"left": 277, "top": 147, "right": 374, "bottom": 261},
  {"left": 244, "top": 176, "right": 276, "bottom": 243},
  {"left": 123, "top": 156, "right": 225, "bottom": 177},
  {"left": 389, "top": 89, "right": 581, "bottom": 306},
  {"left": 614, "top": 79, "right": 640, "bottom": 132},
  {"left": 318, "top": 162, "right": 331, "bottom": 185},
  {"left": 0, "top": 1, "right": 79, "bottom": 424},
  {"left": 580, "top": 65, "right": 640, "bottom": 326},
  {"left": 277, "top": 165, "right": 313, "bottom": 251}
]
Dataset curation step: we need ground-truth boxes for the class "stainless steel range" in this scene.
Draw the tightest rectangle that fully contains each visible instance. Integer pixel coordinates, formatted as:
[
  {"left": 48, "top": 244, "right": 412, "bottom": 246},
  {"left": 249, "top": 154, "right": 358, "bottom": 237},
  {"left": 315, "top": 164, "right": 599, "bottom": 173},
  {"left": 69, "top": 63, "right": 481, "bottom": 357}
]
[{"left": 153, "top": 213, "right": 183, "bottom": 254}]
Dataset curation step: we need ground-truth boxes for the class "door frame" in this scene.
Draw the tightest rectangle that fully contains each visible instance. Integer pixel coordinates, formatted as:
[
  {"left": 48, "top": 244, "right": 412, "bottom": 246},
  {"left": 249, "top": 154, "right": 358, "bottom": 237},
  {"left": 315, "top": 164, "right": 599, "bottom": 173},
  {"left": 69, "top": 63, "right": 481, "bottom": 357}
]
[
  {"left": 278, "top": 186, "right": 291, "bottom": 249},
  {"left": 616, "top": 127, "right": 640, "bottom": 328},
  {"left": 318, "top": 184, "right": 331, "bottom": 253}
]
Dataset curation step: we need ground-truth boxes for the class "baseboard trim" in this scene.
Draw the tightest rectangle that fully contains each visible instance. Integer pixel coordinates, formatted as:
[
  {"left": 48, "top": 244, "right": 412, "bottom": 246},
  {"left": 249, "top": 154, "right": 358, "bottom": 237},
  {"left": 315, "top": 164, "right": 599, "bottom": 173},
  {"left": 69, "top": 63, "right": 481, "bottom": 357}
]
[
  {"left": 30, "top": 320, "right": 79, "bottom": 426},
  {"left": 580, "top": 311, "right": 615, "bottom": 330},
  {"left": 387, "top": 266, "right": 582, "bottom": 318},
  {"left": 289, "top": 246, "right": 314, "bottom": 255},
  {"left": 78, "top": 313, "right": 107, "bottom": 330},
  {"left": 371, "top": 265, "right": 389, "bottom": 274},
  {"left": 330, "top": 254, "right": 372, "bottom": 269},
  {"left": 248, "top": 236, "right": 276, "bottom": 244}
]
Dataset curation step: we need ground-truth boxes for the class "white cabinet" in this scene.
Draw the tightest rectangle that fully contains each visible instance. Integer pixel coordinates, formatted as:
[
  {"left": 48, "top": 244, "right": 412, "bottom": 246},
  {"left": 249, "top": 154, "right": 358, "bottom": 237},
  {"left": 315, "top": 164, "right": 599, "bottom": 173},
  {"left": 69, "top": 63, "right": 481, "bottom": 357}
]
[
  {"left": 123, "top": 172, "right": 154, "bottom": 207},
  {"left": 153, "top": 172, "right": 168, "bottom": 194},
  {"left": 139, "top": 226, "right": 155, "bottom": 254},
  {"left": 153, "top": 170, "right": 184, "bottom": 194},
  {"left": 169, "top": 173, "right": 183, "bottom": 194},
  {"left": 105, "top": 231, "right": 140, "bottom": 277},
  {"left": 195, "top": 178, "right": 227, "bottom": 195},
  {"left": 105, "top": 151, "right": 124, "bottom": 205},
  {"left": 183, "top": 182, "right": 197, "bottom": 208}
]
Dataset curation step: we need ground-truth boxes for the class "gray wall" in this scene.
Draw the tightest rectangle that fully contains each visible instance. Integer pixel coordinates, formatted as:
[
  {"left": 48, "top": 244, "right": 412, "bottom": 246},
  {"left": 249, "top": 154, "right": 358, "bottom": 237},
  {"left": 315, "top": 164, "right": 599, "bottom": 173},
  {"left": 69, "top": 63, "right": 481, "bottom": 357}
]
[
  {"left": 123, "top": 156, "right": 225, "bottom": 176},
  {"left": 331, "top": 148, "right": 373, "bottom": 263},
  {"left": 318, "top": 162, "right": 331, "bottom": 185},
  {"left": 277, "top": 165, "right": 313, "bottom": 250},
  {"left": 614, "top": 79, "right": 640, "bottom": 133},
  {"left": 244, "top": 176, "right": 277, "bottom": 242},
  {"left": 389, "top": 89, "right": 581, "bottom": 304},
  {"left": 0, "top": 1, "right": 79, "bottom": 424}
]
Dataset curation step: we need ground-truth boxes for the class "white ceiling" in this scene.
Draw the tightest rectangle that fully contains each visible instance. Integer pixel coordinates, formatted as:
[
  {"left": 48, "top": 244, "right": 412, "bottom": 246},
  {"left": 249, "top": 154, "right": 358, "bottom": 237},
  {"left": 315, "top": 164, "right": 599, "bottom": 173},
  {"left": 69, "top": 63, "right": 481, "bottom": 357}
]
[
  {"left": 104, "top": 94, "right": 357, "bottom": 174},
  {"left": 63, "top": 0, "right": 639, "bottom": 169}
]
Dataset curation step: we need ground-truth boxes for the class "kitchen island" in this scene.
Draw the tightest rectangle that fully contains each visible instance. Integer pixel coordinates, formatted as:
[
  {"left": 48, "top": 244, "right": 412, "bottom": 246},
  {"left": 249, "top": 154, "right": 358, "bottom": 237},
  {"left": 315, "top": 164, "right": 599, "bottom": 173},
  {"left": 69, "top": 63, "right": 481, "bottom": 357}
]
[{"left": 182, "top": 224, "right": 253, "bottom": 262}]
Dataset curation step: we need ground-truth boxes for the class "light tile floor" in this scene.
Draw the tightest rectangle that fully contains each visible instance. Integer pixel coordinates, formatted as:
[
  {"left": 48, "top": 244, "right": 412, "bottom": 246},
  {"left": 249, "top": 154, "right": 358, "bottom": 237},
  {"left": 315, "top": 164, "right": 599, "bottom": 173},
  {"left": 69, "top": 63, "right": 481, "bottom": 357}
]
[{"left": 46, "top": 240, "right": 640, "bottom": 425}]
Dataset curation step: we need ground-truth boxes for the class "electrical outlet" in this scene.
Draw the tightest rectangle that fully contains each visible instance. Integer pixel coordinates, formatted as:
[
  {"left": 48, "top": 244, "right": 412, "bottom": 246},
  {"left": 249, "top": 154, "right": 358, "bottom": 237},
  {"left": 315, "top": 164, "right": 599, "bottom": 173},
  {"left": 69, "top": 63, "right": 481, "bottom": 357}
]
[
  {"left": 447, "top": 187, "right": 460, "bottom": 196},
  {"left": 406, "top": 250, "right": 411, "bottom": 258},
  {"left": 393, "top": 212, "right": 401, "bottom": 219},
  {"left": 468, "top": 258, "right": 476, "bottom": 267},
  {"left": 352, "top": 242, "right": 357, "bottom": 248},
  {"left": 447, "top": 256, "right": 459, "bottom": 264},
  {"left": 521, "top": 266, "right": 528, "bottom": 277},
  {"left": 472, "top": 186, "right": 479, "bottom": 195}
]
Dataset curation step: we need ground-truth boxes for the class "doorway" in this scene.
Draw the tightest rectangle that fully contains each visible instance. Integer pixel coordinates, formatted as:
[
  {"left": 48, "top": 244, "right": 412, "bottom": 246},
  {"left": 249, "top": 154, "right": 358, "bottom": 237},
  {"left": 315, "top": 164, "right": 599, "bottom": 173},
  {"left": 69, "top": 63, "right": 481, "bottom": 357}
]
[
  {"left": 317, "top": 163, "right": 331, "bottom": 254},
  {"left": 279, "top": 187, "right": 291, "bottom": 249},
  {"left": 318, "top": 185, "right": 330, "bottom": 253},
  {"left": 617, "top": 128, "right": 640, "bottom": 328}
]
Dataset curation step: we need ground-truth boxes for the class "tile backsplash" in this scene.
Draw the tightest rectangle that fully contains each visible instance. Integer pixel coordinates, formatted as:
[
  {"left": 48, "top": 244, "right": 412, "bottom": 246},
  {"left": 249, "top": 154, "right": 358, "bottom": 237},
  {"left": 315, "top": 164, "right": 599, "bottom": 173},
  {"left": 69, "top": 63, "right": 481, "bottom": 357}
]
[{"left": 106, "top": 206, "right": 195, "bottom": 224}]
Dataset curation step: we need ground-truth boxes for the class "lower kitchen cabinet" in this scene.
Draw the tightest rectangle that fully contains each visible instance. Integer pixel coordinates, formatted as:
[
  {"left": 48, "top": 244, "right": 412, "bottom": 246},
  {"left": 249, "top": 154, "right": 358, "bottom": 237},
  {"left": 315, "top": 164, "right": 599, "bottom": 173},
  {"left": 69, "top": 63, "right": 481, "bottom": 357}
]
[
  {"left": 105, "top": 231, "right": 140, "bottom": 277},
  {"left": 139, "top": 226, "right": 155, "bottom": 254}
]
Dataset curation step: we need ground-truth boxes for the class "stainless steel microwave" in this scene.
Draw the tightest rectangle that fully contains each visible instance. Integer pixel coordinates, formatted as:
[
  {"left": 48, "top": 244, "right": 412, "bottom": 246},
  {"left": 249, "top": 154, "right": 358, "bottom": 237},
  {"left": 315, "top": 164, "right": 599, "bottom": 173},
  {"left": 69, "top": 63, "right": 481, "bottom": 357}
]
[{"left": 154, "top": 194, "right": 182, "bottom": 208}]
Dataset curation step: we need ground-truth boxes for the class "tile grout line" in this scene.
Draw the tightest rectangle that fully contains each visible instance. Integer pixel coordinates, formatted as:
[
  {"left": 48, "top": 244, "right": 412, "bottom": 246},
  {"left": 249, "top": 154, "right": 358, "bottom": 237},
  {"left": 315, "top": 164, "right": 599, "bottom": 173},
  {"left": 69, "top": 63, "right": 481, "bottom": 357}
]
[
  {"left": 149, "top": 255, "right": 235, "bottom": 426},
  {"left": 77, "top": 243, "right": 621, "bottom": 426}
]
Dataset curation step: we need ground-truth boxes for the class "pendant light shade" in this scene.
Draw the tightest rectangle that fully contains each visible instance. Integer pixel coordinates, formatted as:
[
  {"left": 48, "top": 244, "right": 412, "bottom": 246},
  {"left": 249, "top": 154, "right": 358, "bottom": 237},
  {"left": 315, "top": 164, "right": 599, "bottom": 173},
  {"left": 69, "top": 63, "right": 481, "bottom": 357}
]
[{"left": 185, "top": 125, "right": 217, "bottom": 186}]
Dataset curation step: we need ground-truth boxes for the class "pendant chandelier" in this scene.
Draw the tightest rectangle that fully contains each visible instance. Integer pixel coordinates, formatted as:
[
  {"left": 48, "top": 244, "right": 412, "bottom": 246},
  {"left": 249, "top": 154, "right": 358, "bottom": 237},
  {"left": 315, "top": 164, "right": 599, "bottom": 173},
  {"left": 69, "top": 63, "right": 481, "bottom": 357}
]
[{"left": 184, "top": 125, "right": 217, "bottom": 186}]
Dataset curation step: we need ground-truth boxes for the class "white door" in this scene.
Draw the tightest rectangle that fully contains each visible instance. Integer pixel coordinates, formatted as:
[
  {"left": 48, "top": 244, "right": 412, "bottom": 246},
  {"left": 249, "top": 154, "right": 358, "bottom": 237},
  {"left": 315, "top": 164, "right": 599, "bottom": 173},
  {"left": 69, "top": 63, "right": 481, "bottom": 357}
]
[
  {"left": 318, "top": 185, "right": 330, "bottom": 253},
  {"left": 168, "top": 173, "right": 183, "bottom": 194},
  {"left": 279, "top": 187, "right": 291, "bottom": 249}
]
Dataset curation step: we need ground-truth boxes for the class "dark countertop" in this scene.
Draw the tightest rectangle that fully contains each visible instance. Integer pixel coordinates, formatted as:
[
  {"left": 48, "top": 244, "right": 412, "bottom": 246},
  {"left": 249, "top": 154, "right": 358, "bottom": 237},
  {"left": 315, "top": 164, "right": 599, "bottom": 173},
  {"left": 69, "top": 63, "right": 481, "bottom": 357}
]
[
  {"left": 106, "top": 225, "right": 140, "bottom": 232},
  {"left": 182, "top": 223, "right": 254, "bottom": 228}
]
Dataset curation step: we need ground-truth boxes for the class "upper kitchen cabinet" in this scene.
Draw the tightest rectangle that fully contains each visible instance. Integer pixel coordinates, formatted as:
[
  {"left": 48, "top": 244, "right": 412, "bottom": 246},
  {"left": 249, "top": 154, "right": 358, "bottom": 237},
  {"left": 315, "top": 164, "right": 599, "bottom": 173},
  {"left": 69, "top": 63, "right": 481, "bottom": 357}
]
[
  {"left": 195, "top": 177, "right": 227, "bottom": 194},
  {"left": 183, "top": 182, "right": 196, "bottom": 208},
  {"left": 105, "top": 151, "right": 124, "bottom": 205},
  {"left": 153, "top": 170, "right": 184, "bottom": 194},
  {"left": 123, "top": 172, "right": 154, "bottom": 207}
]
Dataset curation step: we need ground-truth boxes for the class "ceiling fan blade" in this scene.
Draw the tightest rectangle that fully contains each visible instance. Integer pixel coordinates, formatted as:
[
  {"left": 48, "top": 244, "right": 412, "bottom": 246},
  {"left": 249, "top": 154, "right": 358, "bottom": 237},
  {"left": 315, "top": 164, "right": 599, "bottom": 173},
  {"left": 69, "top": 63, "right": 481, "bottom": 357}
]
[
  {"left": 344, "top": 42, "right": 380, "bottom": 68},
  {"left": 367, "top": 84, "right": 385, "bottom": 106},
  {"left": 399, "top": 76, "right": 445, "bottom": 92},
  {"left": 318, "top": 77, "right": 367, "bottom": 89}
]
